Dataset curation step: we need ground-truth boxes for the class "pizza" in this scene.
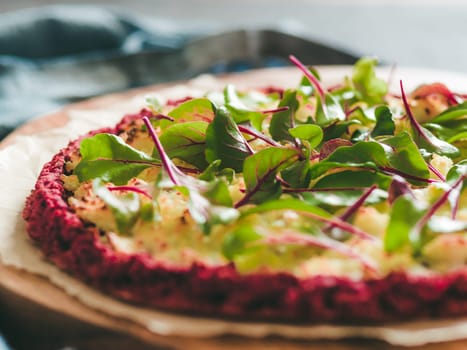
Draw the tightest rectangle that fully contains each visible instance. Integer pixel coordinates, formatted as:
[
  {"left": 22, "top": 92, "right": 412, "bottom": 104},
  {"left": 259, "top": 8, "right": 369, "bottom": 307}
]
[{"left": 23, "top": 56, "right": 467, "bottom": 323}]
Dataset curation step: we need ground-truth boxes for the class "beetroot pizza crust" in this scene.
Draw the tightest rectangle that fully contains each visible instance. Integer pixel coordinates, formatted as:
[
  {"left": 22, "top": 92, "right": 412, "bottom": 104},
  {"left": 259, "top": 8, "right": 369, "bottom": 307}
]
[{"left": 22, "top": 110, "right": 467, "bottom": 324}]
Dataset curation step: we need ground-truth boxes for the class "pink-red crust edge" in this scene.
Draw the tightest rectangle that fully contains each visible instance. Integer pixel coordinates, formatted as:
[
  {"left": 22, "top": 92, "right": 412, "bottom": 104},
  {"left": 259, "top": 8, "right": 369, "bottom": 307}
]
[{"left": 22, "top": 111, "right": 467, "bottom": 324}]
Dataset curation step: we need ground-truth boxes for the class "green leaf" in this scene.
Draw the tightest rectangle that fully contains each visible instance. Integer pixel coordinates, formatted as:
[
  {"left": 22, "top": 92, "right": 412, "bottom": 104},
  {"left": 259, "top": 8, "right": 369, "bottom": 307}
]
[
  {"left": 288, "top": 124, "right": 323, "bottom": 149},
  {"left": 348, "top": 106, "right": 376, "bottom": 124},
  {"left": 384, "top": 194, "right": 426, "bottom": 252},
  {"left": 313, "top": 170, "right": 391, "bottom": 190},
  {"left": 381, "top": 131, "right": 430, "bottom": 180},
  {"left": 448, "top": 131, "right": 467, "bottom": 143},
  {"left": 92, "top": 179, "right": 141, "bottom": 235},
  {"left": 75, "top": 160, "right": 151, "bottom": 186},
  {"left": 224, "top": 85, "right": 265, "bottom": 127},
  {"left": 140, "top": 201, "right": 161, "bottom": 223},
  {"left": 308, "top": 138, "right": 427, "bottom": 188},
  {"left": 145, "top": 95, "right": 163, "bottom": 113},
  {"left": 222, "top": 225, "right": 261, "bottom": 260},
  {"left": 322, "top": 119, "right": 361, "bottom": 141},
  {"left": 416, "top": 126, "right": 460, "bottom": 158},
  {"left": 281, "top": 159, "right": 311, "bottom": 188},
  {"left": 157, "top": 121, "right": 208, "bottom": 169},
  {"left": 315, "top": 93, "right": 346, "bottom": 126},
  {"left": 269, "top": 89, "right": 299, "bottom": 142},
  {"left": 403, "top": 114, "right": 461, "bottom": 158},
  {"left": 447, "top": 160, "right": 467, "bottom": 183},
  {"left": 203, "top": 180, "right": 234, "bottom": 207},
  {"left": 198, "top": 160, "right": 235, "bottom": 183},
  {"left": 166, "top": 98, "right": 215, "bottom": 128},
  {"left": 352, "top": 57, "right": 388, "bottom": 105},
  {"left": 424, "top": 123, "right": 458, "bottom": 142},
  {"left": 75, "top": 134, "right": 156, "bottom": 184},
  {"left": 241, "top": 147, "right": 299, "bottom": 204},
  {"left": 446, "top": 160, "right": 467, "bottom": 215},
  {"left": 297, "top": 66, "right": 320, "bottom": 96},
  {"left": 79, "top": 133, "right": 154, "bottom": 162},
  {"left": 431, "top": 101, "right": 467, "bottom": 124},
  {"left": 371, "top": 106, "right": 395, "bottom": 137},
  {"left": 312, "top": 137, "right": 430, "bottom": 185},
  {"left": 326, "top": 141, "right": 389, "bottom": 167},
  {"left": 205, "top": 107, "right": 252, "bottom": 172},
  {"left": 185, "top": 189, "right": 239, "bottom": 234}
]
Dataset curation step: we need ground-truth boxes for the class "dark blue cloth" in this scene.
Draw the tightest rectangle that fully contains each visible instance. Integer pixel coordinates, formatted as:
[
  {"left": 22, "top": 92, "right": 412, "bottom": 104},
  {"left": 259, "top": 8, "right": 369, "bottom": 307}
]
[
  {"left": 0, "top": 5, "right": 200, "bottom": 139},
  {"left": 0, "top": 5, "right": 359, "bottom": 141}
]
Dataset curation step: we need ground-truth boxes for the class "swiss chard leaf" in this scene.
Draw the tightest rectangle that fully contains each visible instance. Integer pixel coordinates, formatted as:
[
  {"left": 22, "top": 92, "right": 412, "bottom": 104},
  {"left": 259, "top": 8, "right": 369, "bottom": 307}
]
[
  {"left": 388, "top": 175, "right": 414, "bottom": 204},
  {"left": 413, "top": 125, "right": 460, "bottom": 158},
  {"left": 312, "top": 170, "right": 392, "bottom": 190},
  {"left": 400, "top": 80, "right": 460, "bottom": 158},
  {"left": 430, "top": 101, "right": 467, "bottom": 124},
  {"left": 288, "top": 55, "right": 345, "bottom": 126},
  {"left": 224, "top": 84, "right": 265, "bottom": 127},
  {"left": 79, "top": 133, "right": 154, "bottom": 162},
  {"left": 322, "top": 119, "right": 361, "bottom": 141},
  {"left": 324, "top": 141, "right": 389, "bottom": 166},
  {"left": 75, "top": 133, "right": 157, "bottom": 185},
  {"left": 315, "top": 137, "right": 430, "bottom": 185},
  {"left": 297, "top": 66, "right": 320, "bottom": 96},
  {"left": 75, "top": 160, "right": 151, "bottom": 186},
  {"left": 198, "top": 160, "right": 235, "bottom": 183},
  {"left": 222, "top": 225, "right": 262, "bottom": 260},
  {"left": 93, "top": 179, "right": 141, "bottom": 235},
  {"left": 288, "top": 124, "right": 323, "bottom": 149},
  {"left": 309, "top": 162, "right": 379, "bottom": 183},
  {"left": 447, "top": 159, "right": 467, "bottom": 183},
  {"left": 446, "top": 160, "right": 467, "bottom": 218},
  {"left": 269, "top": 89, "right": 299, "bottom": 142},
  {"left": 371, "top": 106, "right": 395, "bottom": 137},
  {"left": 145, "top": 95, "right": 163, "bottom": 113},
  {"left": 422, "top": 121, "right": 467, "bottom": 146},
  {"left": 384, "top": 194, "right": 426, "bottom": 253},
  {"left": 157, "top": 121, "right": 209, "bottom": 169},
  {"left": 166, "top": 98, "right": 215, "bottom": 128},
  {"left": 352, "top": 57, "right": 388, "bottom": 105},
  {"left": 315, "top": 93, "right": 346, "bottom": 126},
  {"left": 237, "top": 147, "right": 299, "bottom": 206},
  {"left": 203, "top": 179, "right": 234, "bottom": 207},
  {"left": 449, "top": 131, "right": 467, "bottom": 143},
  {"left": 381, "top": 131, "right": 430, "bottom": 181},
  {"left": 205, "top": 107, "right": 252, "bottom": 172},
  {"left": 348, "top": 106, "right": 376, "bottom": 124},
  {"left": 281, "top": 159, "right": 311, "bottom": 188}
]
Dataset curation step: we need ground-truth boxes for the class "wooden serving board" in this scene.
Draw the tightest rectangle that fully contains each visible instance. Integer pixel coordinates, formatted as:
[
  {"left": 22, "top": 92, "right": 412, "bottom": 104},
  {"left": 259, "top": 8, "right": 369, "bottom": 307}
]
[{"left": 1, "top": 67, "right": 466, "bottom": 350}]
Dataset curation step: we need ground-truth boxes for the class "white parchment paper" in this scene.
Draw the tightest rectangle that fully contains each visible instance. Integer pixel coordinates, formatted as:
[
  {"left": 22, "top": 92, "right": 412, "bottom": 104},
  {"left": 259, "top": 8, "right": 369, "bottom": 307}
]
[{"left": 1, "top": 71, "right": 466, "bottom": 347}]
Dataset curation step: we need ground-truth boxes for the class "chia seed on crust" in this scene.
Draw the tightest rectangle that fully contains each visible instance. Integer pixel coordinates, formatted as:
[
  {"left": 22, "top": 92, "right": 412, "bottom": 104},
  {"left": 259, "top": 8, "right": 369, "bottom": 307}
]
[{"left": 22, "top": 111, "right": 467, "bottom": 323}]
